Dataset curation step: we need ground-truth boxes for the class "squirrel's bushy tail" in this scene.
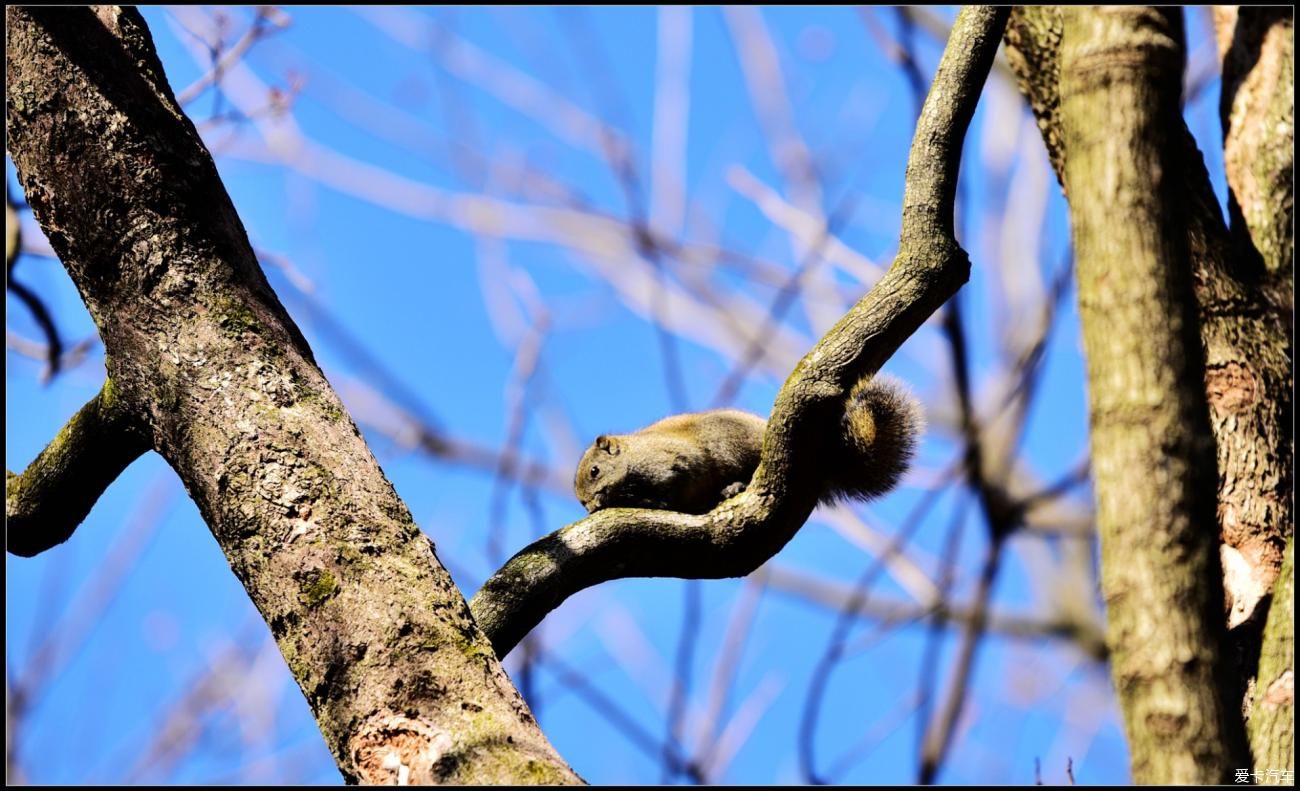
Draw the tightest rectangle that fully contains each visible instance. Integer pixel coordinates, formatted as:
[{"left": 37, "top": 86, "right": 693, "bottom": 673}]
[{"left": 826, "top": 374, "right": 924, "bottom": 504}]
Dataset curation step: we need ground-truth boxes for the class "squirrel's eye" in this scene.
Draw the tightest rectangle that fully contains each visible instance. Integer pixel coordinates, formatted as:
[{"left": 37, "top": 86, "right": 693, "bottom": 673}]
[{"left": 589, "top": 465, "right": 601, "bottom": 480}]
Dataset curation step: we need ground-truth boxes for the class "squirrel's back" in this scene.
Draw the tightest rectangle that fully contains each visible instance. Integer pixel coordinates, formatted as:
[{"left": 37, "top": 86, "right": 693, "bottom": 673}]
[
  {"left": 574, "top": 408, "right": 766, "bottom": 514},
  {"left": 574, "top": 378, "right": 921, "bottom": 514}
]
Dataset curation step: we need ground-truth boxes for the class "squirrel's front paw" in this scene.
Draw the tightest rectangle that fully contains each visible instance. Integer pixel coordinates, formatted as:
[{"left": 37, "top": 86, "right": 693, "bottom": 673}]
[{"left": 720, "top": 482, "right": 747, "bottom": 501}]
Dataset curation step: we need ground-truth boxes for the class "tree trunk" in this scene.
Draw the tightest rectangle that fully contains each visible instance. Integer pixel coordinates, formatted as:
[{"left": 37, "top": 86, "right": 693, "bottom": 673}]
[
  {"left": 5, "top": 7, "right": 579, "bottom": 784},
  {"left": 1003, "top": 5, "right": 1292, "bottom": 782}
]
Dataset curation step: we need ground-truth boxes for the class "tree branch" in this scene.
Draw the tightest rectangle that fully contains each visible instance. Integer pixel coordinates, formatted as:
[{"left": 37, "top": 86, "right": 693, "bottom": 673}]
[
  {"left": 758, "top": 564, "right": 1108, "bottom": 661},
  {"left": 470, "top": 6, "right": 1010, "bottom": 659},
  {"left": 1006, "top": 9, "right": 1292, "bottom": 627},
  {"left": 1005, "top": 6, "right": 1290, "bottom": 777},
  {"left": 6, "top": 379, "right": 148, "bottom": 557},
  {"left": 1215, "top": 7, "right": 1294, "bottom": 287},
  {"left": 1056, "top": 7, "right": 1248, "bottom": 781}
]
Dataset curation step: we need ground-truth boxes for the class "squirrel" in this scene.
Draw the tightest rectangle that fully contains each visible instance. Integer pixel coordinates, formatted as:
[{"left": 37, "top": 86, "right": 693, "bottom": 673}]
[{"left": 574, "top": 375, "right": 923, "bottom": 515}]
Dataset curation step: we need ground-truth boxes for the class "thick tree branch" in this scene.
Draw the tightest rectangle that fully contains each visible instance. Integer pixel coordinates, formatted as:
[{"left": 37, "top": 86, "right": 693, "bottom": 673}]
[
  {"left": 1214, "top": 7, "right": 1294, "bottom": 291},
  {"left": 471, "top": 6, "right": 1010, "bottom": 659},
  {"left": 6, "top": 7, "right": 577, "bottom": 783},
  {"left": 1007, "top": 9, "right": 1292, "bottom": 617},
  {"left": 1005, "top": 6, "right": 1292, "bottom": 775},
  {"left": 6, "top": 379, "right": 148, "bottom": 556},
  {"left": 1056, "top": 7, "right": 1248, "bottom": 782}
]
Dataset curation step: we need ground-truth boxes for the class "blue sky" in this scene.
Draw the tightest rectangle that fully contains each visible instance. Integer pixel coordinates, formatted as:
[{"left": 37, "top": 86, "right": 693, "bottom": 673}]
[{"left": 6, "top": 6, "right": 1230, "bottom": 785}]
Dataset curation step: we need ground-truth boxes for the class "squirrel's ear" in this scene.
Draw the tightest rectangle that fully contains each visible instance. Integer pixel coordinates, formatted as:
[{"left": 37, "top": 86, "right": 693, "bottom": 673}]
[{"left": 595, "top": 435, "right": 620, "bottom": 455}]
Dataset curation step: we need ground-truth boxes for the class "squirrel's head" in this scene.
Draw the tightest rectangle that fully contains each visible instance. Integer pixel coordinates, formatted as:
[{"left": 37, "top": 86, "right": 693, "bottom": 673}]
[{"left": 574, "top": 434, "right": 629, "bottom": 513}]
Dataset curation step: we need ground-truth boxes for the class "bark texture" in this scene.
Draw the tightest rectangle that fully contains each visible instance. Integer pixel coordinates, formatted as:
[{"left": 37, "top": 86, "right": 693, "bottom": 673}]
[
  {"left": 5, "top": 7, "right": 578, "bottom": 784},
  {"left": 1214, "top": 7, "right": 1294, "bottom": 299},
  {"left": 1247, "top": 537, "right": 1293, "bottom": 774},
  {"left": 1205, "top": 6, "right": 1294, "bottom": 643},
  {"left": 1057, "top": 7, "right": 1246, "bottom": 782},
  {"left": 1008, "top": 8, "right": 1292, "bottom": 626},
  {"left": 1005, "top": 5, "right": 1292, "bottom": 780}
]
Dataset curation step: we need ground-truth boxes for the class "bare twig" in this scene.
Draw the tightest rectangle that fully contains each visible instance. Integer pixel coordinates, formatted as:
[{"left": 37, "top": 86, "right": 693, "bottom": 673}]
[
  {"left": 798, "top": 461, "right": 962, "bottom": 783},
  {"left": 539, "top": 653, "right": 706, "bottom": 783},
  {"left": 174, "top": 7, "right": 289, "bottom": 107}
]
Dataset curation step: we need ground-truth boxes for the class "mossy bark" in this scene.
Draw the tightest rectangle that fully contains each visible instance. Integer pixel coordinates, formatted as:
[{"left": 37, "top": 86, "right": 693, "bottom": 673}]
[
  {"left": 6, "top": 379, "right": 149, "bottom": 556},
  {"left": 5, "top": 7, "right": 578, "bottom": 784}
]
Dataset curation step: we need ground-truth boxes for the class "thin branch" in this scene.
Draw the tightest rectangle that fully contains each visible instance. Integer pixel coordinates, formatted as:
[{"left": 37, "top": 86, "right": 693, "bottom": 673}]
[
  {"left": 120, "top": 621, "right": 272, "bottom": 782},
  {"left": 820, "top": 505, "right": 942, "bottom": 605},
  {"left": 722, "top": 4, "right": 845, "bottom": 340},
  {"left": 915, "top": 271, "right": 1015, "bottom": 784},
  {"left": 798, "top": 466, "right": 961, "bottom": 784},
  {"left": 6, "top": 274, "right": 64, "bottom": 381},
  {"left": 173, "top": 7, "right": 288, "bottom": 107},
  {"left": 357, "top": 7, "right": 618, "bottom": 159},
  {"left": 334, "top": 373, "right": 570, "bottom": 494},
  {"left": 918, "top": 538, "right": 1005, "bottom": 783},
  {"left": 708, "top": 194, "right": 862, "bottom": 409},
  {"left": 726, "top": 166, "right": 882, "bottom": 285},
  {"left": 650, "top": 6, "right": 692, "bottom": 240},
  {"left": 557, "top": 8, "right": 690, "bottom": 411},
  {"left": 825, "top": 691, "right": 924, "bottom": 781},
  {"left": 915, "top": 493, "right": 969, "bottom": 774},
  {"left": 539, "top": 653, "right": 706, "bottom": 784},
  {"left": 694, "top": 578, "right": 764, "bottom": 769},
  {"left": 759, "top": 564, "right": 1107, "bottom": 661},
  {"left": 8, "top": 475, "right": 174, "bottom": 777},
  {"left": 702, "top": 673, "right": 783, "bottom": 779},
  {"left": 487, "top": 299, "right": 550, "bottom": 565},
  {"left": 723, "top": 6, "right": 825, "bottom": 215},
  {"left": 6, "top": 332, "right": 100, "bottom": 383},
  {"left": 662, "top": 580, "right": 701, "bottom": 783}
]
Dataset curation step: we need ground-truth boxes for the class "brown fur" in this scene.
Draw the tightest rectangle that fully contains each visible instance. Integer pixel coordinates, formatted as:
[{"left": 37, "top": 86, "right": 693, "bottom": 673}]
[{"left": 574, "top": 376, "right": 922, "bottom": 514}]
